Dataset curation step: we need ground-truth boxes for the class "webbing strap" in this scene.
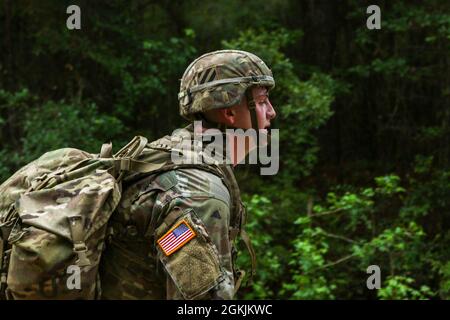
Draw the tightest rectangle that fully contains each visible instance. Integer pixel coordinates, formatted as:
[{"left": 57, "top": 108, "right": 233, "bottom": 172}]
[
  {"left": 218, "top": 164, "right": 257, "bottom": 281},
  {"left": 100, "top": 142, "right": 113, "bottom": 158},
  {"left": 68, "top": 216, "right": 91, "bottom": 267},
  {"left": 233, "top": 269, "right": 246, "bottom": 296},
  {"left": 115, "top": 158, "right": 167, "bottom": 174},
  {"left": 0, "top": 238, "right": 8, "bottom": 300},
  {"left": 114, "top": 136, "right": 148, "bottom": 159},
  {"left": 240, "top": 229, "right": 256, "bottom": 281},
  {"left": 113, "top": 136, "right": 150, "bottom": 182},
  {"left": 229, "top": 227, "right": 240, "bottom": 242},
  {"left": 0, "top": 239, "right": 5, "bottom": 287},
  {"left": 218, "top": 165, "right": 241, "bottom": 230},
  {"left": 0, "top": 239, "right": 3, "bottom": 269}
]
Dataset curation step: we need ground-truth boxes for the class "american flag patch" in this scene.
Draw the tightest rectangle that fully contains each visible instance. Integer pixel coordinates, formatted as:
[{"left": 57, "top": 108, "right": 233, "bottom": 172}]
[{"left": 157, "top": 220, "right": 196, "bottom": 256}]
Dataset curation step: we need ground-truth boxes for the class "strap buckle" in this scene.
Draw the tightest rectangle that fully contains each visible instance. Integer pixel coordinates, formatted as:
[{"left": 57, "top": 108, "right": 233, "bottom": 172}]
[
  {"left": 73, "top": 242, "right": 91, "bottom": 267},
  {"left": 68, "top": 216, "right": 92, "bottom": 267},
  {"left": 120, "top": 158, "right": 131, "bottom": 171}
]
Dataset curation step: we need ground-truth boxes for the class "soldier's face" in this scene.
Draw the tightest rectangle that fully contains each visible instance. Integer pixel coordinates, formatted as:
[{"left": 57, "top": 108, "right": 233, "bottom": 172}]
[{"left": 230, "top": 86, "right": 276, "bottom": 130}]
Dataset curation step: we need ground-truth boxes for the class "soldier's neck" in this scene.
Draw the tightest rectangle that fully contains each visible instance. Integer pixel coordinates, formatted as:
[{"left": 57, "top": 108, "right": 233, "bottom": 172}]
[{"left": 191, "top": 122, "right": 257, "bottom": 167}]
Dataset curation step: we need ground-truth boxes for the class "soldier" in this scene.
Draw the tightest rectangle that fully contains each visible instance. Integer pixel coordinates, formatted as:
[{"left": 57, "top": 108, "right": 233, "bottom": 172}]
[{"left": 99, "top": 50, "right": 276, "bottom": 299}]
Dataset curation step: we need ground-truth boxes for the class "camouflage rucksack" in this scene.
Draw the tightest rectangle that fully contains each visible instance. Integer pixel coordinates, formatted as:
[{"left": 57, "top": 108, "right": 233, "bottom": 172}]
[
  {"left": 0, "top": 136, "right": 168, "bottom": 300},
  {"left": 0, "top": 127, "right": 254, "bottom": 300}
]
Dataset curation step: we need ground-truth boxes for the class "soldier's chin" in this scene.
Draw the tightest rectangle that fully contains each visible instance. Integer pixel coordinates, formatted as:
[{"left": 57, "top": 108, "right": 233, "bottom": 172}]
[
  {"left": 257, "top": 128, "right": 271, "bottom": 147},
  {"left": 259, "top": 127, "right": 270, "bottom": 136}
]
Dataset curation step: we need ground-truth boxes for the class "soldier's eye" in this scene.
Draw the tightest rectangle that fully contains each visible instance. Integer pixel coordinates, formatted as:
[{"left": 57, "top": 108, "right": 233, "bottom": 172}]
[{"left": 257, "top": 98, "right": 268, "bottom": 105}]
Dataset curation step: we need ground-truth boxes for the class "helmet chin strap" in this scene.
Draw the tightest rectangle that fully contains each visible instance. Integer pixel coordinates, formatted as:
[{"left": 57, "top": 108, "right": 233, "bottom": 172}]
[
  {"left": 245, "top": 90, "right": 261, "bottom": 150},
  {"left": 246, "top": 89, "right": 272, "bottom": 149},
  {"left": 245, "top": 90, "right": 259, "bottom": 131}
]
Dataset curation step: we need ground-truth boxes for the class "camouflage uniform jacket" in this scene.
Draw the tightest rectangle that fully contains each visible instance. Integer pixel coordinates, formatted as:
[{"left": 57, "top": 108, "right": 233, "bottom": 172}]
[{"left": 99, "top": 126, "right": 246, "bottom": 300}]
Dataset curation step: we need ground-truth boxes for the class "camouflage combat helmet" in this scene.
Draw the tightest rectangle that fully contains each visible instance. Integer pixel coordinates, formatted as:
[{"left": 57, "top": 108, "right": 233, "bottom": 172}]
[{"left": 178, "top": 50, "right": 275, "bottom": 122}]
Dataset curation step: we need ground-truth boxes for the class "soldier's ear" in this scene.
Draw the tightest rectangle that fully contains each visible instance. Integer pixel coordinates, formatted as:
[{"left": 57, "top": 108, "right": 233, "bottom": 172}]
[{"left": 219, "top": 108, "right": 236, "bottom": 126}]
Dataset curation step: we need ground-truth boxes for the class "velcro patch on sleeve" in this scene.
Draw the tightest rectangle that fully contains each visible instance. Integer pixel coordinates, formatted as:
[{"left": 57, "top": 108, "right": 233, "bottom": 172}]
[{"left": 157, "top": 219, "right": 197, "bottom": 256}]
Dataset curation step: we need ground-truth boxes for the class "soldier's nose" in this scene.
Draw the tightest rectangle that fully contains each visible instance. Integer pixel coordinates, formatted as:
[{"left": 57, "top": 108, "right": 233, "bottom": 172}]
[{"left": 267, "top": 101, "right": 276, "bottom": 120}]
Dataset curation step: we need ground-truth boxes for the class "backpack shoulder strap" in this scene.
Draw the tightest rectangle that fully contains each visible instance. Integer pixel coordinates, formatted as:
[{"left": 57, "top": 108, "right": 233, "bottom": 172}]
[{"left": 218, "top": 164, "right": 256, "bottom": 280}]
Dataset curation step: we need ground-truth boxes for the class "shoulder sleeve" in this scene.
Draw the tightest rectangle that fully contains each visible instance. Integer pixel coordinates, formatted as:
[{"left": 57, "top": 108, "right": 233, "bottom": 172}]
[{"left": 152, "top": 169, "right": 235, "bottom": 300}]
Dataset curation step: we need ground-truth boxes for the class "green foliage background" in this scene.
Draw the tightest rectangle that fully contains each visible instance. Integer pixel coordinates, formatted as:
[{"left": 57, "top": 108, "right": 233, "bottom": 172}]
[{"left": 0, "top": 0, "right": 449, "bottom": 299}]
